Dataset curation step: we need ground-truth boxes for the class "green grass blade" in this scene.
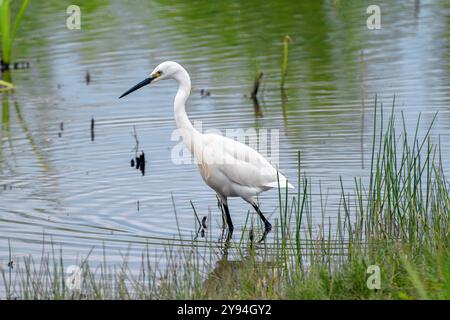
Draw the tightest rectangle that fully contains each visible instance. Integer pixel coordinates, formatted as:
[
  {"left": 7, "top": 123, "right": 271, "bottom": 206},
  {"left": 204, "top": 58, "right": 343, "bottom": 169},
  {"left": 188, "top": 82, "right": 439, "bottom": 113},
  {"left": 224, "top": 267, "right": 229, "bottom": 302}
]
[
  {"left": 0, "top": 79, "right": 14, "bottom": 90},
  {"left": 0, "top": 0, "right": 12, "bottom": 62},
  {"left": 10, "top": 0, "right": 29, "bottom": 51}
]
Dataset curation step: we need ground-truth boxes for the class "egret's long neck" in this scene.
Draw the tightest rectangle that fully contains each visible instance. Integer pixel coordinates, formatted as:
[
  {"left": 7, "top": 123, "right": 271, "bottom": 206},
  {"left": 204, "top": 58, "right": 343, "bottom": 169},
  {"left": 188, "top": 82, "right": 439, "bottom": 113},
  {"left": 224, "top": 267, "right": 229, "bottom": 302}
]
[{"left": 173, "top": 68, "right": 201, "bottom": 153}]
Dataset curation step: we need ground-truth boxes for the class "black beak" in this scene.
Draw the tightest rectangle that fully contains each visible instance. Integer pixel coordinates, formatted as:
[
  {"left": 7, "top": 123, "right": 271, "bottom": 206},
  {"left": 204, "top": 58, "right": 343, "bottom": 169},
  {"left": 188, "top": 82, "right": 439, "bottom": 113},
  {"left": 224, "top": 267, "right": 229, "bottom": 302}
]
[{"left": 119, "top": 76, "right": 155, "bottom": 99}]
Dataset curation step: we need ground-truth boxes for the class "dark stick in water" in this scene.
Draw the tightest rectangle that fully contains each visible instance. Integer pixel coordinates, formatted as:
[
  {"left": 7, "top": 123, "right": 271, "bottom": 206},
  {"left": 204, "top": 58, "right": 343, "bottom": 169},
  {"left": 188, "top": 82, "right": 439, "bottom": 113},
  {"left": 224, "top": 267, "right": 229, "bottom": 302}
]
[
  {"left": 251, "top": 71, "right": 264, "bottom": 117},
  {"left": 135, "top": 151, "right": 145, "bottom": 175},
  {"left": 251, "top": 71, "right": 263, "bottom": 99},
  {"left": 90, "top": 117, "right": 95, "bottom": 142},
  {"left": 132, "top": 126, "right": 140, "bottom": 152}
]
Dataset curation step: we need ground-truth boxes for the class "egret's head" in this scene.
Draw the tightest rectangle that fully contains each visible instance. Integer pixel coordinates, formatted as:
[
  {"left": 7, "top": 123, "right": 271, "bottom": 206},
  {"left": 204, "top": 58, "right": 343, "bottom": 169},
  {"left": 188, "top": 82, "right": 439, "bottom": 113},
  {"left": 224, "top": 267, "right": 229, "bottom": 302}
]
[{"left": 119, "top": 61, "right": 184, "bottom": 99}]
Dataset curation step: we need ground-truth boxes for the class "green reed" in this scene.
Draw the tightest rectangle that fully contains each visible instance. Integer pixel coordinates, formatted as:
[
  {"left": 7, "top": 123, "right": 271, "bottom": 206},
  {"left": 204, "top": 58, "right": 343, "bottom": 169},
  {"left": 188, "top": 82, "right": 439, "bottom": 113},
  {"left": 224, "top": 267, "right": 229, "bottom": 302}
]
[
  {"left": 280, "top": 35, "right": 291, "bottom": 89},
  {"left": 0, "top": 0, "right": 29, "bottom": 67}
]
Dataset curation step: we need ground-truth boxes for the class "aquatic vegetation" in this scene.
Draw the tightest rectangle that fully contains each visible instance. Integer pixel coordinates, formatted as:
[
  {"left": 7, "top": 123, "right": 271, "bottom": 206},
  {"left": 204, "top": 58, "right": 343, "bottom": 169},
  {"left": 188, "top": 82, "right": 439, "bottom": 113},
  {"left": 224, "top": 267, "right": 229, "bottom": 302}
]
[
  {"left": 1, "top": 100, "right": 448, "bottom": 299},
  {"left": 0, "top": 79, "right": 13, "bottom": 91},
  {"left": 1, "top": 87, "right": 49, "bottom": 172},
  {"left": 280, "top": 35, "right": 291, "bottom": 89},
  {"left": 0, "top": 0, "right": 30, "bottom": 68}
]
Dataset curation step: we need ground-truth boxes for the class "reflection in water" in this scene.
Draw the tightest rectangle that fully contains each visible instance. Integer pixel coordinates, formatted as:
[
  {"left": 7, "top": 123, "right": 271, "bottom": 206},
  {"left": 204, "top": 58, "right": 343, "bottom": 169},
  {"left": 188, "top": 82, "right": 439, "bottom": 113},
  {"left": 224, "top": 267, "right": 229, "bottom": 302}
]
[
  {"left": 251, "top": 71, "right": 264, "bottom": 117},
  {"left": 85, "top": 71, "right": 91, "bottom": 85},
  {"left": 280, "top": 88, "right": 288, "bottom": 135},
  {"left": 359, "top": 51, "right": 365, "bottom": 170},
  {"left": 203, "top": 231, "right": 270, "bottom": 297},
  {"left": 415, "top": 0, "right": 420, "bottom": 19},
  {"left": 251, "top": 95, "right": 263, "bottom": 118},
  {"left": 204, "top": 253, "right": 245, "bottom": 297},
  {"left": 1, "top": 93, "right": 11, "bottom": 167},
  {"left": 203, "top": 234, "right": 239, "bottom": 296},
  {"left": 13, "top": 98, "right": 48, "bottom": 172},
  {"left": 1, "top": 71, "right": 48, "bottom": 173},
  {"left": 217, "top": 200, "right": 234, "bottom": 243}
]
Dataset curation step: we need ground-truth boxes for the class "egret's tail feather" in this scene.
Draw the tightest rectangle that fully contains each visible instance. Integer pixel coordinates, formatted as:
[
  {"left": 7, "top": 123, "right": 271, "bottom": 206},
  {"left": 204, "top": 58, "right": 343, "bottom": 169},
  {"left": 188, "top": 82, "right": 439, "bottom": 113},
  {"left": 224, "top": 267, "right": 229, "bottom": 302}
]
[{"left": 265, "top": 180, "right": 295, "bottom": 189}]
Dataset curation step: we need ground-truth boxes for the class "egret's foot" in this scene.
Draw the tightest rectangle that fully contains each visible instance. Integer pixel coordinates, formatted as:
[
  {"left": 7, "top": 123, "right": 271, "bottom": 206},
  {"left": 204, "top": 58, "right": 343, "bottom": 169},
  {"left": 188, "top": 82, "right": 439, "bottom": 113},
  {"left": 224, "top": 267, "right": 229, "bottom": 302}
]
[
  {"left": 225, "top": 231, "right": 233, "bottom": 243},
  {"left": 225, "top": 226, "right": 234, "bottom": 240},
  {"left": 259, "top": 230, "right": 269, "bottom": 243},
  {"left": 258, "top": 223, "right": 272, "bottom": 243}
]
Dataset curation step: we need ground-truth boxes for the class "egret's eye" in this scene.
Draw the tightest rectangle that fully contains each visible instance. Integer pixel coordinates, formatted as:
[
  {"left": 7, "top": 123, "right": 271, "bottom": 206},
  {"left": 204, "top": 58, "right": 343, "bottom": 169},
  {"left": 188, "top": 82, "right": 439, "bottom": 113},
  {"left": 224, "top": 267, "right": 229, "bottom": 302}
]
[{"left": 151, "top": 71, "right": 162, "bottom": 78}]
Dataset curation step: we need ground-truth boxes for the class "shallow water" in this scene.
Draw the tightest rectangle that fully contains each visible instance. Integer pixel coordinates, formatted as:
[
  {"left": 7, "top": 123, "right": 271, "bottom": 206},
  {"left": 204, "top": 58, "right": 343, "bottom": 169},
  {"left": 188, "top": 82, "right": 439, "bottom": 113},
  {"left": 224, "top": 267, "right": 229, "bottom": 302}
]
[{"left": 0, "top": 0, "right": 449, "bottom": 294}]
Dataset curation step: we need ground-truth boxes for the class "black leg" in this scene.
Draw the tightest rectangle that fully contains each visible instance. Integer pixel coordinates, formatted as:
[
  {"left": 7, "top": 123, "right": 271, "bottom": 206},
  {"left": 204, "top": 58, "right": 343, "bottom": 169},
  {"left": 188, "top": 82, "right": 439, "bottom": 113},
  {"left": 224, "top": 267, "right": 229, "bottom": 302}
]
[
  {"left": 217, "top": 197, "right": 226, "bottom": 227},
  {"left": 252, "top": 204, "right": 272, "bottom": 231},
  {"left": 222, "top": 203, "right": 234, "bottom": 233},
  {"left": 252, "top": 203, "right": 272, "bottom": 241}
]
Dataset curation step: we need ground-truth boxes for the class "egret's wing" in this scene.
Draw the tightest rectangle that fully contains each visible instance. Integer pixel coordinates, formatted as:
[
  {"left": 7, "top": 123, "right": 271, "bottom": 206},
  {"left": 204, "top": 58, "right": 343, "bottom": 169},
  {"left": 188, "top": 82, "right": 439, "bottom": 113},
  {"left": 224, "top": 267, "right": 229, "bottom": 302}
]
[{"left": 202, "top": 134, "right": 293, "bottom": 189}]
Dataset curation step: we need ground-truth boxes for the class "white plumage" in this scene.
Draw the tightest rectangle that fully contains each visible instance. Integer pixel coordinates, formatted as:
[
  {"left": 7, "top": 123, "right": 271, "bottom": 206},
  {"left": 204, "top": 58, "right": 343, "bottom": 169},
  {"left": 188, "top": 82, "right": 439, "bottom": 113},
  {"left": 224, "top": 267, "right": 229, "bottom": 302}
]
[
  {"left": 120, "top": 61, "right": 293, "bottom": 239},
  {"left": 198, "top": 133, "right": 293, "bottom": 200}
]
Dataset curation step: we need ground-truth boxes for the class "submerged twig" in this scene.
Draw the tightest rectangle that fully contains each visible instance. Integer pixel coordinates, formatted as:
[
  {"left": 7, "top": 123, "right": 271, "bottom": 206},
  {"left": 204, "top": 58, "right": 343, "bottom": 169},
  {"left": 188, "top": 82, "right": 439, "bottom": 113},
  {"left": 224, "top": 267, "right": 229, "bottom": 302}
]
[
  {"left": 251, "top": 71, "right": 263, "bottom": 99},
  {"left": 251, "top": 71, "right": 264, "bottom": 117},
  {"left": 132, "top": 126, "right": 140, "bottom": 154},
  {"left": 90, "top": 117, "right": 95, "bottom": 142},
  {"left": 135, "top": 152, "right": 145, "bottom": 176}
]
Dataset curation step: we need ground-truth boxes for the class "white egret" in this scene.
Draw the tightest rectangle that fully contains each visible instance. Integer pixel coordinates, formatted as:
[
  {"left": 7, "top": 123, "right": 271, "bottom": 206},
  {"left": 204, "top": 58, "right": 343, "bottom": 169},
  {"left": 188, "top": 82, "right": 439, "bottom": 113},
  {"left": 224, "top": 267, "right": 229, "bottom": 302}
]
[{"left": 119, "top": 61, "right": 293, "bottom": 239}]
